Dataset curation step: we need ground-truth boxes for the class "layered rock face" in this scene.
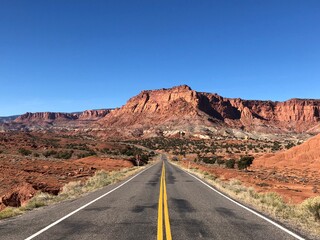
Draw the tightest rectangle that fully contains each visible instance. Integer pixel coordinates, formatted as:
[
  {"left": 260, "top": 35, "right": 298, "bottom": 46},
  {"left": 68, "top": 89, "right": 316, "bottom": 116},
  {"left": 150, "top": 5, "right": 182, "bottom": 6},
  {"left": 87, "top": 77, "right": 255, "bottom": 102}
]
[
  {"left": 99, "top": 85, "right": 215, "bottom": 136},
  {"left": 14, "top": 109, "right": 112, "bottom": 124},
  {"left": 79, "top": 109, "right": 112, "bottom": 120},
  {"left": 100, "top": 85, "right": 320, "bottom": 136},
  {"left": 7, "top": 85, "right": 320, "bottom": 137},
  {"left": 15, "top": 112, "right": 78, "bottom": 122}
]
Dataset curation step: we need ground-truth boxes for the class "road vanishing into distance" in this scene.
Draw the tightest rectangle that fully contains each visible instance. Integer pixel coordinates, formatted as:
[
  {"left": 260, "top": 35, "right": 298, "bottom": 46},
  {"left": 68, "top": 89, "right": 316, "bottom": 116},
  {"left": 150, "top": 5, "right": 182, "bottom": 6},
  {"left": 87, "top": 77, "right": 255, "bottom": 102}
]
[{"left": 0, "top": 155, "right": 305, "bottom": 240}]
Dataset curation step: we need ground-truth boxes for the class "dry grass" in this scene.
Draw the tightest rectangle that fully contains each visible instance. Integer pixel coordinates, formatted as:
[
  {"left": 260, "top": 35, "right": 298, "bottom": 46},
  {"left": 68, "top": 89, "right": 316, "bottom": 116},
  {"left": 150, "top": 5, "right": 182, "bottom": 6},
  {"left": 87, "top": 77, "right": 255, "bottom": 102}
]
[
  {"left": 0, "top": 166, "right": 147, "bottom": 220},
  {"left": 0, "top": 207, "right": 22, "bottom": 219},
  {"left": 175, "top": 162, "right": 320, "bottom": 239}
]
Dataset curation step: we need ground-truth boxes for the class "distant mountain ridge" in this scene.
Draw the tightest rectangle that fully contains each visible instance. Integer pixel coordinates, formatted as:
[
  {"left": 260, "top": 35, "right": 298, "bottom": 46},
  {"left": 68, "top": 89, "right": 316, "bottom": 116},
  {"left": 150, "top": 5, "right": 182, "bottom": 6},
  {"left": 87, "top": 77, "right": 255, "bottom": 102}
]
[
  {"left": 98, "top": 85, "right": 320, "bottom": 138},
  {"left": 1, "top": 85, "right": 319, "bottom": 139},
  {"left": 0, "top": 116, "right": 20, "bottom": 123},
  {"left": 14, "top": 109, "right": 113, "bottom": 123}
]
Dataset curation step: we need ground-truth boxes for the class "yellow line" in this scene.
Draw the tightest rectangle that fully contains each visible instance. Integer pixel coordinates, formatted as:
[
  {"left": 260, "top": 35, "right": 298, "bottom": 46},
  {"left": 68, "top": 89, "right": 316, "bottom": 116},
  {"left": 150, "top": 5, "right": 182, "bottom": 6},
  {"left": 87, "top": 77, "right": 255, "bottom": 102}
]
[
  {"left": 163, "top": 165, "right": 172, "bottom": 240},
  {"left": 157, "top": 163, "right": 164, "bottom": 240},
  {"left": 157, "top": 162, "right": 172, "bottom": 240}
]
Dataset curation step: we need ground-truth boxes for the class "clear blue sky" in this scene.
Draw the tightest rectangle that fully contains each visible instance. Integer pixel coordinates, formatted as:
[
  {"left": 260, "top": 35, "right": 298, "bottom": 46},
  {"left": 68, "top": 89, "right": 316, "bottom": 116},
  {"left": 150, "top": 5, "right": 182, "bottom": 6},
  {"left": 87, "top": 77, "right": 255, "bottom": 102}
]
[{"left": 1, "top": 0, "right": 319, "bottom": 116}]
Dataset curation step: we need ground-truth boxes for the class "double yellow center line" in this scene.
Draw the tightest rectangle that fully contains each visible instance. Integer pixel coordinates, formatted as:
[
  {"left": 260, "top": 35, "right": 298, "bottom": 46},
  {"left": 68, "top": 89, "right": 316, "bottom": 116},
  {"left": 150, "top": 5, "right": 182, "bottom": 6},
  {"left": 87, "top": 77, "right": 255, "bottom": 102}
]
[{"left": 157, "top": 162, "right": 172, "bottom": 240}]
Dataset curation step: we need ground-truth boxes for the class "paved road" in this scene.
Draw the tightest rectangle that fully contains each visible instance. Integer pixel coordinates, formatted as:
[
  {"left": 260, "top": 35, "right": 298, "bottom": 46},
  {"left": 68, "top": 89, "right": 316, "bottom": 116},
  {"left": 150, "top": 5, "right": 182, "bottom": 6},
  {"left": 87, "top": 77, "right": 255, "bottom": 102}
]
[{"left": 0, "top": 156, "right": 305, "bottom": 240}]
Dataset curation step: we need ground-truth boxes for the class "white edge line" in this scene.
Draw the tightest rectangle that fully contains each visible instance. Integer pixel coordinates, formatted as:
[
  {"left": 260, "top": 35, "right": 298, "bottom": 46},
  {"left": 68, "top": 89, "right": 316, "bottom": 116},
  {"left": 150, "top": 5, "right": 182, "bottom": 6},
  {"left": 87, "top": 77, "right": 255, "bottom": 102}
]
[
  {"left": 175, "top": 164, "right": 305, "bottom": 240},
  {"left": 25, "top": 164, "right": 156, "bottom": 240}
]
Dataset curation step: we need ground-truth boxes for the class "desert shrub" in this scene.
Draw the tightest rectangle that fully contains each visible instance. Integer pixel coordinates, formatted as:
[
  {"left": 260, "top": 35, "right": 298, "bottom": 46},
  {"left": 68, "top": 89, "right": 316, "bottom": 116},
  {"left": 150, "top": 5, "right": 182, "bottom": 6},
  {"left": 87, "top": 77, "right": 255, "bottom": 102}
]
[
  {"left": 43, "top": 150, "right": 73, "bottom": 159},
  {"left": 59, "top": 181, "right": 84, "bottom": 198},
  {"left": 225, "top": 159, "right": 236, "bottom": 169},
  {"left": 77, "top": 150, "right": 96, "bottom": 159},
  {"left": 285, "top": 142, "right": 295, "bottom": 149},
  {"left": 120, "top": 146, "right": 145, "bottom": 156},
  {"left": 21, "top": 192, "right": 54, "bottom": 211},
  {"left": 238, "top": 156, "right": 254, "bottom": 170},
  {"left": 216, "top": 158, "right": 224, "bottom": 166},
  {"left": 271, "top": 141, "right": 281, "bottom": 151},
  {"left": 141, "top": 154, "right": 149, "bottom": 162},
  {"left": 55, "top": 150, "right": 73, "bottom": 159},
  {"left": 259, "top": 192, "right": 287, "bottom": 212},
  {"left": 149, "top": 151, "right": 155, "bottom": 156},
  {"left": 43, "top": 150, "right": 57, "bottom": 158},
  {"left": 33, "top": 153, "right": 40, "bottom": 157},
  {"left": 66, "top": 143, "right": 90, "bottom": 151},
  {"left": 85, "top": 171, "right": 111, "bottom": 190},
  {"left": 301, "top": 196, "right": 320, "bottom": 221},
  {"left": 18, "top": 148, "right": 32, "bottom": 156},
  {"left": 202, "top": 157, "right": 216, "bottom": 164}
]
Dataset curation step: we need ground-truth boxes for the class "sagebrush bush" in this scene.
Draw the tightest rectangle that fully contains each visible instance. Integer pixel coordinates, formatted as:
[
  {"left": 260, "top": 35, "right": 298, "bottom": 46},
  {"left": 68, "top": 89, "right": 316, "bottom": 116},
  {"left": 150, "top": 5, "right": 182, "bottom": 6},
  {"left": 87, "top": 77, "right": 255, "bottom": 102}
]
[{"left": 301, "top": 196, "right": 320, "bottom": 221}]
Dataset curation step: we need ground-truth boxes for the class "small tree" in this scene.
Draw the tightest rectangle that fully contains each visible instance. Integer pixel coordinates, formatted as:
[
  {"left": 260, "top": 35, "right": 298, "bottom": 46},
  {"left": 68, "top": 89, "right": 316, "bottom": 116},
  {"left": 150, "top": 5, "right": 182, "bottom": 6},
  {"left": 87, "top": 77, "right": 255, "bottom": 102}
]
[
  {"left": 238, "top": 156, "right": 254, "bottom": 170},
  {"left": 225, "top": 159, "right": 236, "bottom": 169},
  {"left": 18, "top": 148, "right": 32, "bottom": 156},
  {"left": 216, "top": 158, "right": 224, "bottom": 166}
]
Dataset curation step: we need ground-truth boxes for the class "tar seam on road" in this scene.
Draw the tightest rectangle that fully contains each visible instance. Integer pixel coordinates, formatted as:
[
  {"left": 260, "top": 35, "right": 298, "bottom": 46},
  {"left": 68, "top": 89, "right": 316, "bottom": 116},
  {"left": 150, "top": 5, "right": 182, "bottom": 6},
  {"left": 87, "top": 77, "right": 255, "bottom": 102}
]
[
  {"left": 178, "top": 164, "right": 305, "bottom": 240},
  {"left": 24, "top": 164, "right": 156, "bottom": 240},
  {"left": 157, "top": 162, "right": 172, "bottom": 240}
]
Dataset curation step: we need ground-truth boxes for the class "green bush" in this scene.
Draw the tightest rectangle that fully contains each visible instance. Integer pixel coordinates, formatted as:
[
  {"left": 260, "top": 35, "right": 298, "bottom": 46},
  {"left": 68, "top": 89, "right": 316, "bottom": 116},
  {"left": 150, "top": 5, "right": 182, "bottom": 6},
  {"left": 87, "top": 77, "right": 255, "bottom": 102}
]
[
  {"left": 43, "top": 150, "right": 73, "bottom": 159},
  {"left": 55, "top": 151, "right": 73, "bottom": 159},
  {"left": 43, "top": 150, "right": 57, "bottom": 158},
  {"left": 238, "top": 156, "right": 254, "bottom": 170},
  {"left": 18, "top": 148, "right": 32, "bottom": 156},
  {"left": 225, "top": 159, "right": 236, "bottom": 169},
  {"left": 216, "top": 158, "right": 224, "bottom": 166},
  {"left": 203, "top": 157, "right": 216, "bottom": 164},
  {"left": 77, "top": 150, "right": 96, "bottom": 159}
]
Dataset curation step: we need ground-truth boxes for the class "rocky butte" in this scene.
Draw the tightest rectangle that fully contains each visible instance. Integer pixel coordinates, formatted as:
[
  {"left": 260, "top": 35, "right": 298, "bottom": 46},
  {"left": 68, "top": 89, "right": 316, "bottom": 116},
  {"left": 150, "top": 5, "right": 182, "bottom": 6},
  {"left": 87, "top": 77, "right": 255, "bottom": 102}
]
[{"left": 98, "top": 85, "right": 320, "bottom": 139}]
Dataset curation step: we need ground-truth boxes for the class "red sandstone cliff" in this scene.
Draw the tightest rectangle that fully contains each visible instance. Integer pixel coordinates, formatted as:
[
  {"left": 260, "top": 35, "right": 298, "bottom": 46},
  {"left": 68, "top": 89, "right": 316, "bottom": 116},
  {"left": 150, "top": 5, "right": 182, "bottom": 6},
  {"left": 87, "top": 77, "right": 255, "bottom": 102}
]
[
  {"left": 14, "top": 112, "right": 78, "bottom": 122},
  {"left": 99, "top": 85, "right": 320, "bottom": 136},
  {"left": 8, "top": 85, "right": 320, "bottom": 137},
  {"left": 78, "top": 109, "right": 112, "bottom": 120},
  {"left": 14, "top": 109, "right": 112, "bottom": 124}
]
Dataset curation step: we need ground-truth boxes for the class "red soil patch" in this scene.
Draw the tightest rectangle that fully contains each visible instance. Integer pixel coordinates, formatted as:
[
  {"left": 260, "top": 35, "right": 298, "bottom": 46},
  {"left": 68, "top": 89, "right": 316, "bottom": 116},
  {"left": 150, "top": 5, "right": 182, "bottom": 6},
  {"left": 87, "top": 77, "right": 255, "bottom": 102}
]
[
  {"left": 180, "top": 160, "right": 319, "bottom": 204},
  {"left": 252, "top": 133, "right": 320, "bottom": 169},
  {"left": 73, "top": 156, "right": 133, "bottom": 170},
  {"left": 0, "top": 156, "right": 133, "bottom": 210}
]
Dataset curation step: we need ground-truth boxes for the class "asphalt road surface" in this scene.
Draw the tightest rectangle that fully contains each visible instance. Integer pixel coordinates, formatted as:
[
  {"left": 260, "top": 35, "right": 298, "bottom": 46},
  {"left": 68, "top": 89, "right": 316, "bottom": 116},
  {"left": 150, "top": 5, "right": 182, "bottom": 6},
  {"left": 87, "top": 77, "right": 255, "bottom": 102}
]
[{"left": 0, "top": 156, "right": 305, "bottom": 240}]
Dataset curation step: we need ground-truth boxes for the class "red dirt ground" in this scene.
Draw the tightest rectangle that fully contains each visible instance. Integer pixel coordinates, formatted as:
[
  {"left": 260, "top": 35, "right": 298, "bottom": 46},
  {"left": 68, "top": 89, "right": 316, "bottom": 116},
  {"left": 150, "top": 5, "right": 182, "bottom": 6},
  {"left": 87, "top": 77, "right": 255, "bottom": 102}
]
[
  {"left": 180, "top": 160, "right": 319, "bottom": 204},
  {"left": 0, "top": 156, "right": 133, "bottom": 210}
]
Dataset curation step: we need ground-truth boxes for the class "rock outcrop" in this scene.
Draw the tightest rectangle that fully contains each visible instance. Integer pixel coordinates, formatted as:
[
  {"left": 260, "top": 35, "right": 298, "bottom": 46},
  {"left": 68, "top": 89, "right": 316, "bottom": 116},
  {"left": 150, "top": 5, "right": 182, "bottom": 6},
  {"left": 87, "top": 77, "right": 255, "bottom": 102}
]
[
  {"left": 5, "top": 85, "right": 320, "bottom": 138},
  {"left": 79, "top": 109, "right": 112, "bottom": 120},
  {"left": 14, "top": 112, "right": 78, "bottom": 122},
  {"left": 14, "top": 109, "right": 112, "bottom": 124},
  {"left": 99, "top": 85, "right": 320, "bottom": 138}
]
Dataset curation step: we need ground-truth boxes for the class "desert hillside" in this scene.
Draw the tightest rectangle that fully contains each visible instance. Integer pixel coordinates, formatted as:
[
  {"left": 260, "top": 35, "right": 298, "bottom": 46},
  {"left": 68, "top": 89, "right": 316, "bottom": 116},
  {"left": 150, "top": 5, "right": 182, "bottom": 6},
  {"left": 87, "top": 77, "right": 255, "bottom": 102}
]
[{"left": 252, "top": 133, "right": 320, "bottom": 169}]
